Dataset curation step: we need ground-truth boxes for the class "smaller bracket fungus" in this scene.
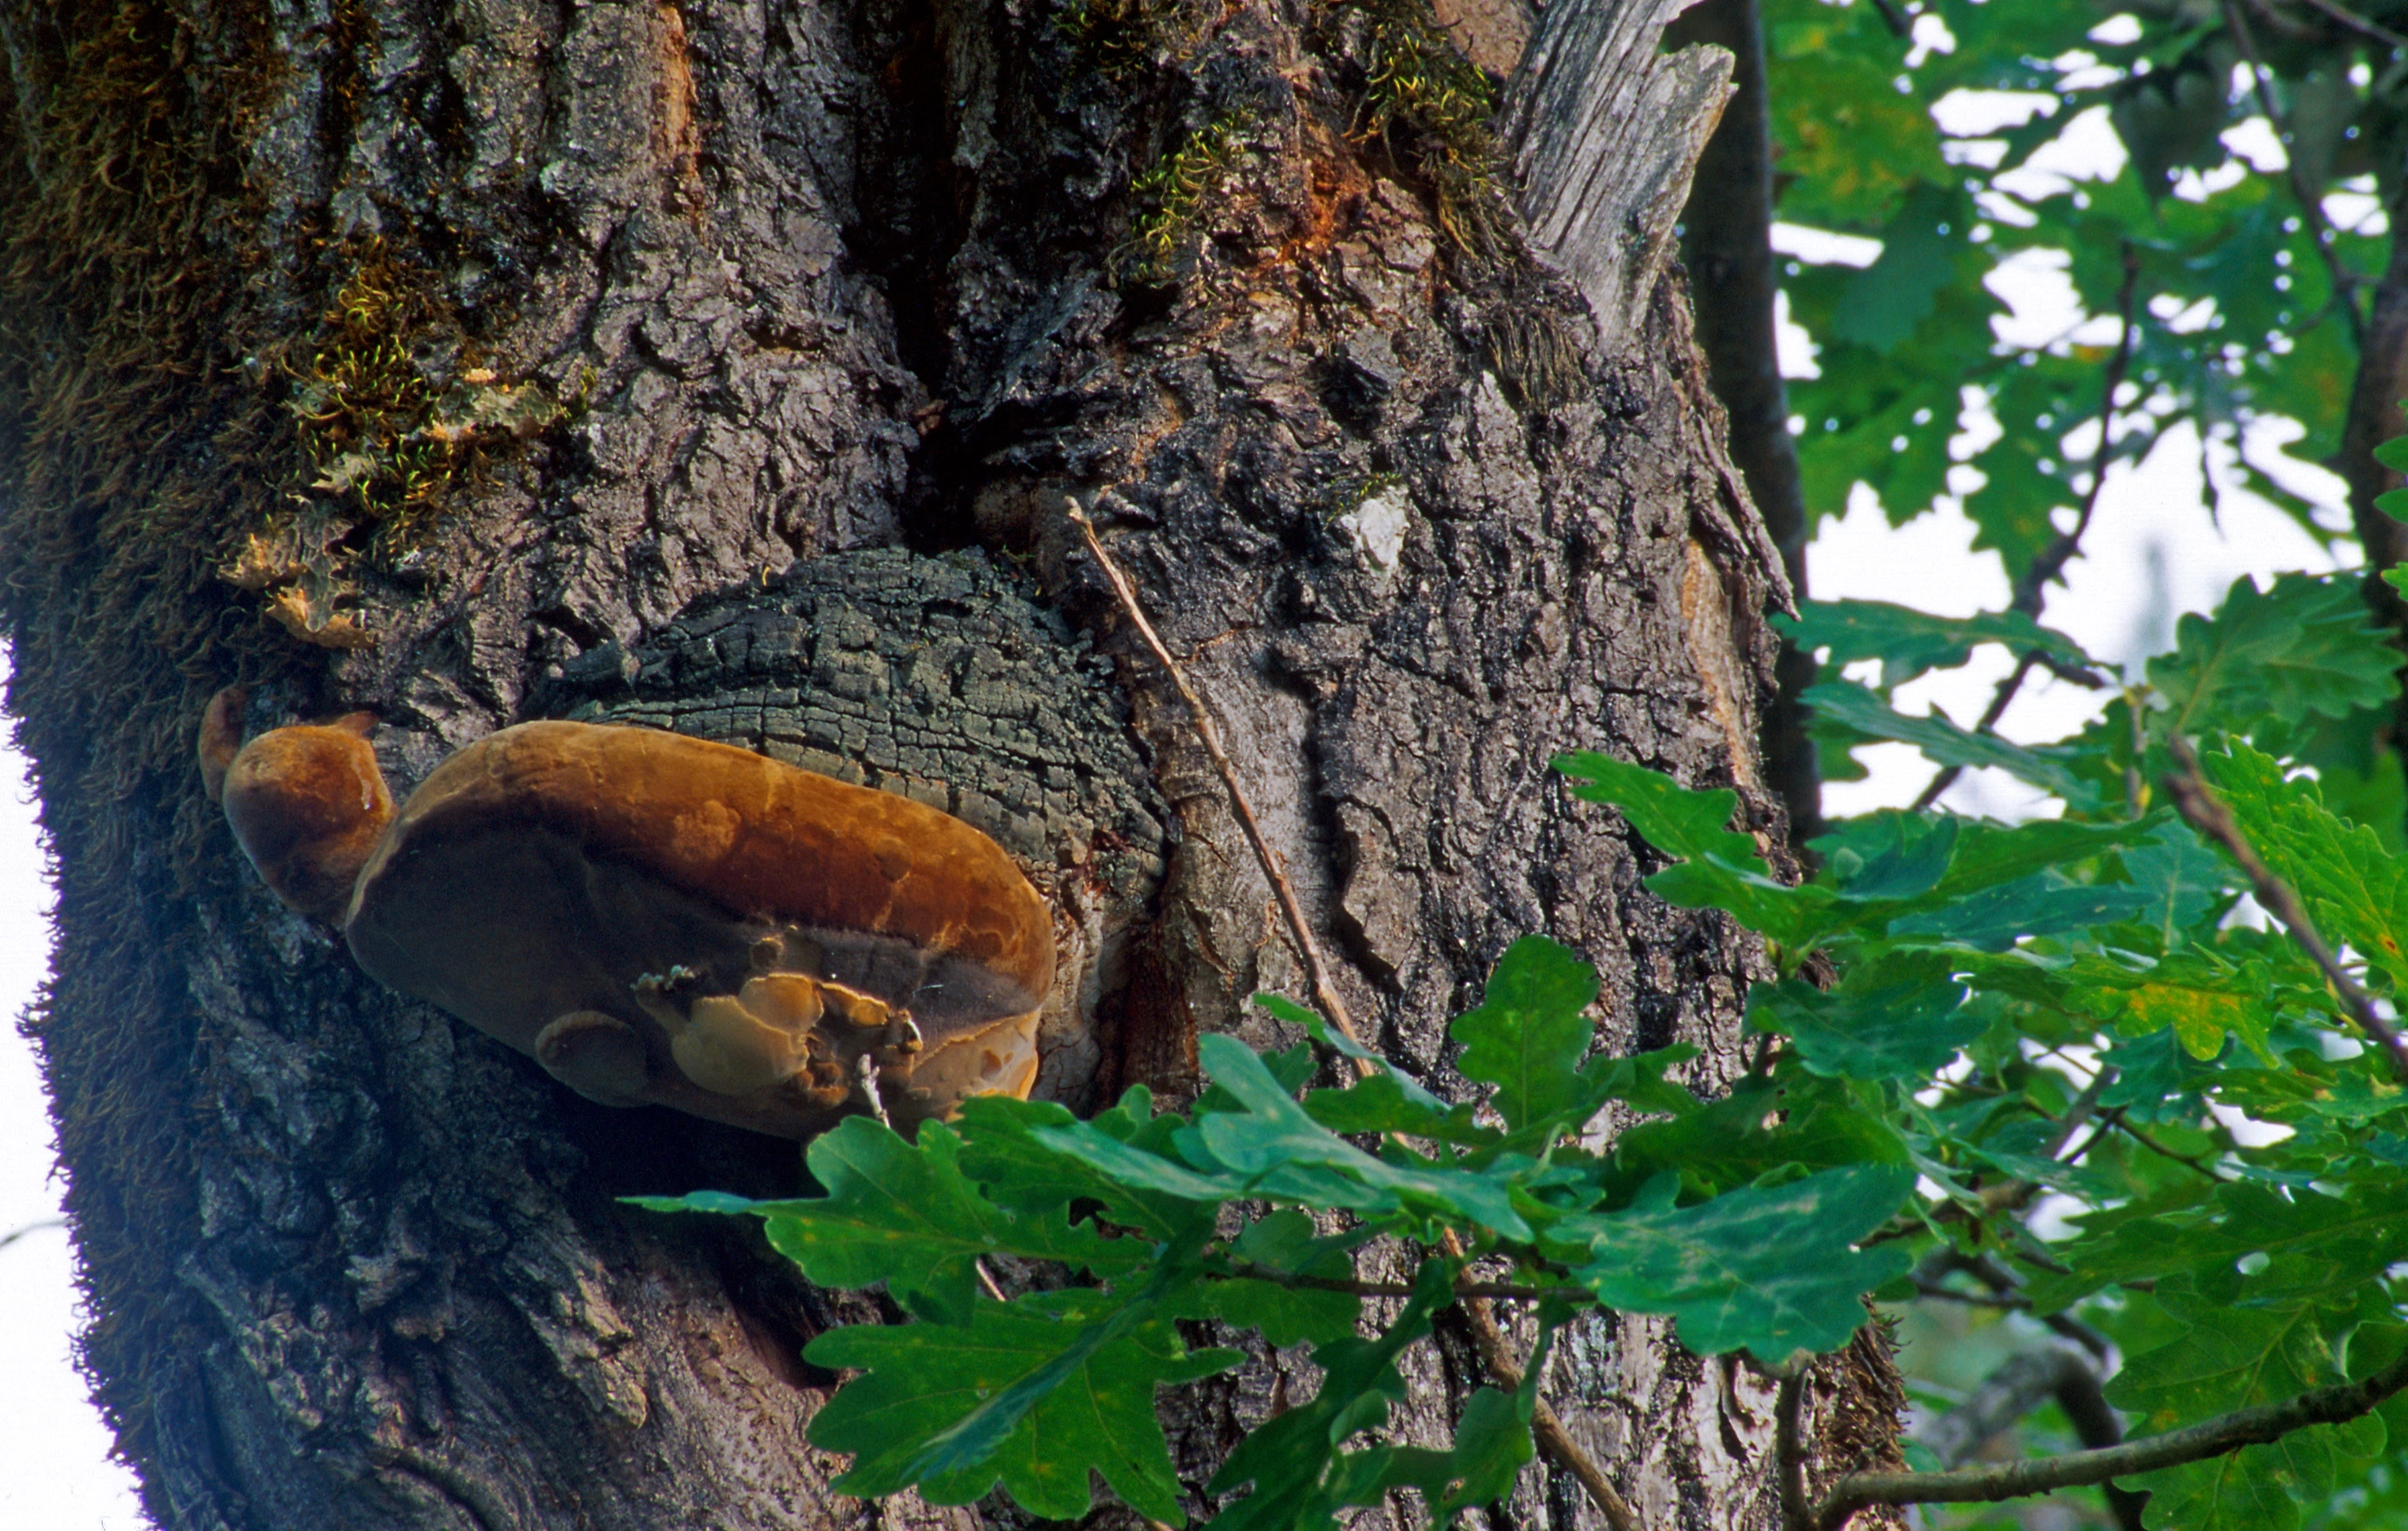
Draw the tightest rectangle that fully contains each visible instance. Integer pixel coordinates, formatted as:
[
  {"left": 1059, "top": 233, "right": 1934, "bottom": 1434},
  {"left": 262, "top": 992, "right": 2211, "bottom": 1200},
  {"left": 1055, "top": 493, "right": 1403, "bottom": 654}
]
[
  {"left": 201, "top": 690, "right": 394, "bottom": 922},
  {"left": 201, "top": 692, "right": 1055, "bottom": 1139}
]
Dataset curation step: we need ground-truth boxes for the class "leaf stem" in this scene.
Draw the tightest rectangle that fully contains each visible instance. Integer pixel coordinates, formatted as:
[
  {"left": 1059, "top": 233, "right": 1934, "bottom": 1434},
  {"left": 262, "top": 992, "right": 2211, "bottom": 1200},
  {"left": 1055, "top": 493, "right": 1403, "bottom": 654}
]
[
  {"left": 2096, "top": 1106, "right": 2227, "bottom": 1181},
  {"left": 2161, "top": 734, "right": 2408, "bottom": 1083},
  {"left": 2269, "top": 0, "right": 2408, "bottom": 51},
  {"left": 1814, "top": 1345, "right": 2408, "bottom": 1528},
  {"left": 1911, "top": 1249, "right": 2114, "bottom": 1364}
]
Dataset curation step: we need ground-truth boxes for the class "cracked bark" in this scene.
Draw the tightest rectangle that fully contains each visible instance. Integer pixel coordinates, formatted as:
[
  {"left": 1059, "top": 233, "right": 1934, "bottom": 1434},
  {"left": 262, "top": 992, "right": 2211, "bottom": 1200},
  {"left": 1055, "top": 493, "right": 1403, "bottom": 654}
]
[{"left": 0, "top": 1, "right": 1901, "bottom": 1528}]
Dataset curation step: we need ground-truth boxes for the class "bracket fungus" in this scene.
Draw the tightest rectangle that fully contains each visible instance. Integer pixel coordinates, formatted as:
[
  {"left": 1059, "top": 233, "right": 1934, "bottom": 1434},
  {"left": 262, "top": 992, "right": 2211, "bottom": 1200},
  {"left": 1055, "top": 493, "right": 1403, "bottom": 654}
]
[{"left": 201, "top": 692, "right": 1054, "bottom": 1139}]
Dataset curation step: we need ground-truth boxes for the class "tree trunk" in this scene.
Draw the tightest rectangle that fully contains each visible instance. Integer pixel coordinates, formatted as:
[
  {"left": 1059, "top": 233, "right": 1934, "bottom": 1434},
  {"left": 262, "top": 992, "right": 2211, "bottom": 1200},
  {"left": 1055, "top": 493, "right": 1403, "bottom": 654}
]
[{"left": 0, "top": 1, "right": 1902, "bottom": 1528}]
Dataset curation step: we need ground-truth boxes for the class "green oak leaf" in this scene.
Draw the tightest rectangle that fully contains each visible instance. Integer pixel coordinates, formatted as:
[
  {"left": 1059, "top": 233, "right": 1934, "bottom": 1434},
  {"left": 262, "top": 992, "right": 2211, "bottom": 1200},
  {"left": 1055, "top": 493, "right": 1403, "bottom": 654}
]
[
  {"left": 1351, "top": 1329, "right": 1549, "bottom": 1526},
  {"left": 2027, "top": 1176, "right": 2408, "bottom": 1312},
  {"left": 1778, "top": 598, "right": 2094, "bottom": 690},
  {"left": 806, "top": 1285, "right": 1238, "bottom": 1524},
  {"left": 1810, "top": 810, "right": 1960, "bottom": 899},
  {"left": 1613, "top": 1074, "right": 1910, "bottom": 1197},
  {"left": 627, "top": 1117, "right": 1143, "bottom": 1323},
  {"left": 1256, "top": 993, "right": 1502, "bottom": 1146},
  {"left": 1831, "top": 196, "right": 1961, "bottom": 352},
  {"left": 1803, "top": 680, "right": 2106, "bottom": 810},
  {"left": 1546, "top": 1164, "right": 1915, "bottom": 1357},
  {"left": 2201, "top": 741, "right": 2408, "bottom": 994},
  {"left": 1302, "top": 1069, "right": 1500, "bottom": 1146},
  {"left": 1450, "top": 935, "right": 1601, "bottom": 1132},
  {"left": 954, "top": 1089, "right": 1219, "bottom": 1249},
  {"left": 1206, "top": 1261, "right": 1451, "bottom": 1531},
  {"left": 1552, "top": 750, "right": 1767, "bottom": 871},
  {"left": 2114, "top": 817, "right": 2230, "bottom": 944},
  {"left": 1183, "top": 1035, "right": 1533, "bottom": 1240},
  {"left": 2109, "top": 1283, "right": 2387, "bottom": 1530},
  {"left": 2110, "top": 1284, "right": 2346, "bottom": 1428},
  {"left": 1747, "top": 964, "right": 1979, "bottom": 1079},
  {"left": 1887, "top": 869, "right": 2158, "bottom": 951},
  {"left": 2151, "top": 573, "right": 2398, "bottom": 739},
  {"left": 1554, "top": 749, "right": 1852, "bottom": 950},
  {"left": 2101, "top": 957, "right": 2279, "bottom": 1063}
]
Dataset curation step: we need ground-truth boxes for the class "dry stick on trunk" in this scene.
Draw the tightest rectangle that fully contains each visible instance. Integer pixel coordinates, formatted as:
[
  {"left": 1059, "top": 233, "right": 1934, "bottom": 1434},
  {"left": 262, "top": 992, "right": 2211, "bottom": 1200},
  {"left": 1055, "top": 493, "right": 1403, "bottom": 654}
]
[
  {"left": 2161, "top": 734, "right": 2408, "bottom": 1082},
  {"left": 1911, "top": 245, "right": 2142, "bottom": 813},
  {"left": 1813, "top": 1345, "right": 2408, "bottom": 1529},
  {"left": 1067, "top": 502, "right": 1641, "bottom": 1531}
]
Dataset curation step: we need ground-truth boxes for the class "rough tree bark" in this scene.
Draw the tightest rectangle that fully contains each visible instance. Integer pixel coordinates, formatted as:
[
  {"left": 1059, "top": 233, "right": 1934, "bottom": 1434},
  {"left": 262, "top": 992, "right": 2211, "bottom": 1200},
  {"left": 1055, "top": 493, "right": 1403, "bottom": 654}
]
[{"left": 0, "top": 1, "right": 1903, "bottom": 1528}]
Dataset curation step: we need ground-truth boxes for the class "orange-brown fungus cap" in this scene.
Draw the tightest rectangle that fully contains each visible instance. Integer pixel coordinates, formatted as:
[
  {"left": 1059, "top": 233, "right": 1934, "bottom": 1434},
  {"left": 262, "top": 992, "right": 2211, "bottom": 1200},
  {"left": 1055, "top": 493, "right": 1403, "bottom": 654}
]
[
  {"left": 351, "top": 721, "right": 1053, "bottom": 1002},
  {"left": 219, "top": 718, "right": 394, "bottom": 921}
]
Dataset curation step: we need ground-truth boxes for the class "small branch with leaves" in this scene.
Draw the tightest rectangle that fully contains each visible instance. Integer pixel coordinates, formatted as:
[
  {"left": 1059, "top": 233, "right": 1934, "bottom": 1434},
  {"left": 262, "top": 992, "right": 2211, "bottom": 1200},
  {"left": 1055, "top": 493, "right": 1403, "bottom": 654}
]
[
  {"left": 2162, "top": 732, "right": 2408, "bottom": 1083},
  {"left": 1914, "top": 244, "right": 2141, "bottom": 812},
  {"left": 1810, "top": 1348, "right": 2408, "bottom": 1529}
]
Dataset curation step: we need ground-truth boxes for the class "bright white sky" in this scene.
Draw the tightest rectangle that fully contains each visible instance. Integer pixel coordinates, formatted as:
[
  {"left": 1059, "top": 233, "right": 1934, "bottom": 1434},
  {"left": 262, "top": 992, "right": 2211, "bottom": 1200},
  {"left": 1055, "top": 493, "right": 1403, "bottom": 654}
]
[
  {"left": 0, "top": 72, "right": 2363, "bottom": 1529},
  {"left": 0, "top": 686, "right": 146, "bottom": 1528}
]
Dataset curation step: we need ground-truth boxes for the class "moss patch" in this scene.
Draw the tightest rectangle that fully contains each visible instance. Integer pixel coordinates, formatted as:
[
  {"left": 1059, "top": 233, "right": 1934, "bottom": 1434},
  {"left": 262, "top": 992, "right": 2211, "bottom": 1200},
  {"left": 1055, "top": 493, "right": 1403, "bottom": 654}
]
[
  {"left": 230, "top": 239, "right": 572, "bottom": 646},
  {"left": 1320, "top": 0, "right": 1512, "bottom": 262},
  {"left": 1124, "top": 113, "right": 1257, "bottom": 284},
  {"left": 0, "top": 1, "right": 289, "bottom": 1493}
]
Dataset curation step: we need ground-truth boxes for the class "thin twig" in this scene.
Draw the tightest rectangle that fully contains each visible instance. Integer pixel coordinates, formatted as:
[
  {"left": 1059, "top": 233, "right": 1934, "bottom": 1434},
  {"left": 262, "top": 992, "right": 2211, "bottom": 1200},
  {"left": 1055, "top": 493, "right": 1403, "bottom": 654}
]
[
  {"left": 1067, "top": 501, "right": 1371, "bottom": 1071},
  {"left": 1912, "top": 1250, "right": 2116, "bottom": 1363},
  {"left": 0, "top": 1216, "right": 64, "bottom": 1255},
  {"left": 2161, "top": 735, "right": 2408, "bottom": 1082},
  {"left": 975, "top": 1260, "right": 1009, "bottom": 1304},
  {"left": 1776, "top": 1369, "right": 1814, "bottom": 1531},
  {"left": 2225, "top": 0, "right": 2366, "bottom": 345},
  {"left": 1912, "top": 249, "right": 2141, "bottom": 811},
  {"left": 1814, "top": 1345, "right": 2408, "bottom": 1527},
  {"left": 1068, "top": 499, "right": 1638, "bottom": 1531},
  {"left": 1911, "top": 1279, "right": 2026, "bottom": 1310},
  {"left": 2274, "top": 0, "right": 2408, "bottom": 50},
  {"left": 2008, "top": 246, "right": 2143, "bottom": 621},
  {"left": 2097, "top": 1106, "right": 2227, "bottom": 1180}
]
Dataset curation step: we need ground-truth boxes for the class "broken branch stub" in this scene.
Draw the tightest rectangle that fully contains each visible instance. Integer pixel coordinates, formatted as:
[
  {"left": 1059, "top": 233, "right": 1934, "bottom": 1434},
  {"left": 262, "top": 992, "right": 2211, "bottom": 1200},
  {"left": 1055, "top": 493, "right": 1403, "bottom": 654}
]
[{"left": 206, "top": 701, "right": 1056, "bottom": 1139}]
